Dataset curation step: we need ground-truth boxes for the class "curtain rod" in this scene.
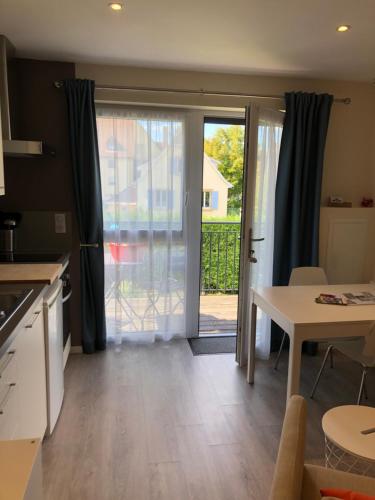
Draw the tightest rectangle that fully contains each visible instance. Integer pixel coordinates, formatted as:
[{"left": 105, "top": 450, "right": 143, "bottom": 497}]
[{"left": 53, "top": 81, "right": 351, "bottom": 104}]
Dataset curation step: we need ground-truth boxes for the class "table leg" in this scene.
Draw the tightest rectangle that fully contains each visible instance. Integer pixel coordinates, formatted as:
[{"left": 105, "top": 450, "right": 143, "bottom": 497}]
[
  {"left": 247, "top": 302, "right": 257, "bottom": 384},
  {"left": 286, "top": 334, "right": 302, "bottom": 399}
]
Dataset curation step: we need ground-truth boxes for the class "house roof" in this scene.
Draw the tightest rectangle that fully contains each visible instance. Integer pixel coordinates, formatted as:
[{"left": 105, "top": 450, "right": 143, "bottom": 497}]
[{"left": 204, "top": 154, "right": 233, "bottom": 188}]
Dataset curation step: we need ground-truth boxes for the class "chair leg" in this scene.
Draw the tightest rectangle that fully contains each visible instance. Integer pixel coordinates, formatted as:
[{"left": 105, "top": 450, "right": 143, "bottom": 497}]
[
  {"left": 357, "top": 369, "right": 367, "bottom": 405},
  {"left": 274, "top": 331, "right": 286, "bottom": 370},
  {"left": 310, "top": 345, "right": 333, "bottom": 399},
  {"left": 329, "top": 347, "right": 334, "bottom": 368},
  {"left": 363, "top": 377, "right": 368, "bottom": 400}
]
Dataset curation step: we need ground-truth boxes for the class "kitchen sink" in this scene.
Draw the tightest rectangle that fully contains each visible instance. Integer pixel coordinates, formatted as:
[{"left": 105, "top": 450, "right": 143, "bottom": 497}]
[{"left": 0, "top": 289, "right": 33, "bottom": 331}]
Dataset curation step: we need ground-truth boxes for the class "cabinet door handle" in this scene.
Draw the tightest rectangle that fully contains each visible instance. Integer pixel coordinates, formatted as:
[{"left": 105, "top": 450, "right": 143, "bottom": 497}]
[
  {"left": 25, "top": 311, "right": 41, "bottom": 329},
  {"left": 62, "top": 289, "right": 72, "bottom": 304},
  {"left": 0, "top": 383, "right": 16, "bottom": 414},
  {"left": 0, "top": 350, "right": 16, "bottom": 378}
]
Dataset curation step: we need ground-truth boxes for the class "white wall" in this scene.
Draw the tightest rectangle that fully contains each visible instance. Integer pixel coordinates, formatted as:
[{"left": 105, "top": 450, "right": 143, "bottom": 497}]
[{"left": 320, "top": 208, "right": 375, "bottom": 284}]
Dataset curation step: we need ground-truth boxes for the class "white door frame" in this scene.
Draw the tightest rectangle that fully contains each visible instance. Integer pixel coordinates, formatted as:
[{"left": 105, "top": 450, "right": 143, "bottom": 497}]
[
  {"left": 185, "top": 110, "right": 204, "bottom": 337},
  {"left": 236, "top": 104, "right": 283, "bottom": 365},
  {"left": 236, "top": 105, "right": 260, "bottom": 366},
  {"left": 95, "top": 99, "right": 268, "bottom": 343},
  {"left": 185, "top": 108, "right": 245, "bottom": 338}
]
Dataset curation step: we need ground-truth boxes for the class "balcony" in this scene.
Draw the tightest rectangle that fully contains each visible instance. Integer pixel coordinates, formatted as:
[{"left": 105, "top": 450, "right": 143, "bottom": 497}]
[
  {"left": 103, "top": 221, "right": 241, "bottom": 338},
  {"left": 199, "top": 221, "right": 241, "bottom": 335}
]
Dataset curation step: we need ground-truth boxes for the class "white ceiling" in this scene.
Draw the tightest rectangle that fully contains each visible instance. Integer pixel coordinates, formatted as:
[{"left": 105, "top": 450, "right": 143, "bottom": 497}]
[{"left": 1, "top": 0, "right": 375, "bottom": 81}]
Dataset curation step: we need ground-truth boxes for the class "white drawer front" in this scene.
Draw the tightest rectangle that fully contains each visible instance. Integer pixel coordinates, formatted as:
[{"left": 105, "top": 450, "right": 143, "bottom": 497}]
[
  {"left": 0, "top": 348, "right": 18, "bottom": 384},
  {"left": 0, "top": 298, "right": 47, "bottom": 441},
  {"left": 0, "top": 382, "right": 19, "bottom": 439}
]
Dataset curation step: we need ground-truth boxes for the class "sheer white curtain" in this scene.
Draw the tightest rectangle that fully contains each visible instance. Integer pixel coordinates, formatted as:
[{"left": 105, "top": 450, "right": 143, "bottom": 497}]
[
  {"left": 96, "top": 106, "right": 187, "bottom": 344},
  {"left": 251, "top": 109, "right": 283, "bottom": 359}
]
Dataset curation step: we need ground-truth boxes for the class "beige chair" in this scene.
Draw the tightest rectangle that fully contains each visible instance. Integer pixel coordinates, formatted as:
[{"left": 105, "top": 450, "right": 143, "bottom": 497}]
[
  {"left": 274, "top": 267, "right": 329, "bottom": 370},
  {"left": 310, "top": 323, "right": 375, "bottom": 404},
  {"left": 269, "top": 395, "right": 375, "bottom": 500}
]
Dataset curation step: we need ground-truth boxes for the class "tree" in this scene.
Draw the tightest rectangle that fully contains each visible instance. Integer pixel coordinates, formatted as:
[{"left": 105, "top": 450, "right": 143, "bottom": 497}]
[{"left": 204, "top": 125, "right": 245, "bottom": 210}]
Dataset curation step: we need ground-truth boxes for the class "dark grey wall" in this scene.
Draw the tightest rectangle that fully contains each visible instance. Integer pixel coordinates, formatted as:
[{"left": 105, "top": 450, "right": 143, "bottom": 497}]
[{"left": 0, "top": 58, "right": 82, "bottom": 346}]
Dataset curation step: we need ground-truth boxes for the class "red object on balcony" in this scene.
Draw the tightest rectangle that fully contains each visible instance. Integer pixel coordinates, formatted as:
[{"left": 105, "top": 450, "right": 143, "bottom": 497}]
[{"left": 109, "top": 242, "right": 144, "bottom": 263}]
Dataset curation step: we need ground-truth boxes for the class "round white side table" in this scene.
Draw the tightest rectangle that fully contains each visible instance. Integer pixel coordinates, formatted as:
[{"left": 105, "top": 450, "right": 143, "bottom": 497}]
[{"left": 322, "top": 405, "right": 375, "bottom": 477}]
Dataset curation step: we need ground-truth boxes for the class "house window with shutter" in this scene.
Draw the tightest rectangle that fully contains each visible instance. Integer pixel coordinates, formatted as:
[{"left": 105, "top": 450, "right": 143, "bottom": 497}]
[
  {"left": 202, "top": 191, "right": 212, "bottom": 208},
  {"left": 211, "top": 191, "right": 219, "bottom": 209},
  {"left": 148, "top": 189, "right": 174, "bottom": 209},
  {"left": 202, "top": 191, "right": 219, "bottom": 209}
]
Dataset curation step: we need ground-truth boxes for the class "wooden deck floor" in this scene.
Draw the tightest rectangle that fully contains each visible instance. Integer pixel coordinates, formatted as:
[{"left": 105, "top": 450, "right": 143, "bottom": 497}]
[
  {"left": 199, "top": 294, "right": 238, "bottom": 335},
  {"left": 104, "top": 293, "right": 238, "bottom": 337}
]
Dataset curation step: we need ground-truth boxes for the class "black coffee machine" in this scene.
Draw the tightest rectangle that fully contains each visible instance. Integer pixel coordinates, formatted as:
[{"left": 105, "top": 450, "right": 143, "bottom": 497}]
[{"left": 0, "top": 212, "right": 21, "bottom": 254}]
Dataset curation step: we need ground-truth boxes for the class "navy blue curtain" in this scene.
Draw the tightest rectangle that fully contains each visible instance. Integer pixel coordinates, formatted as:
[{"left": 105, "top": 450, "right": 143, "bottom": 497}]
[
  {"left": 64, "top": 79, "right": 106, "bottom": 353},
  {"left": 272, "top": 92, "right": 333, "bottom": 351}
]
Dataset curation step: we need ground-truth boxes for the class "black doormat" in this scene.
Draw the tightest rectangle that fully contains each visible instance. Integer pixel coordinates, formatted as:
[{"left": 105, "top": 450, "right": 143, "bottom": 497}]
[{"left": 188, "top": 336, "right": 236, "bottom": 355}]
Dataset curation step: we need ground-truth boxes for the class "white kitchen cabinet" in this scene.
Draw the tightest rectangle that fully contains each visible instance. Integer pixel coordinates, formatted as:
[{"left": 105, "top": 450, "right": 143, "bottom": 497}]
[
  {"left": 0, "top": 378, "right": 19, "bottom": 440},
  {"left": 0, "top": 346, "right": 19, "bottom": 440},
  {"left": 14, "top": 301, "right": 47, "bottom": 440},
  {"left": 0, "top": 299, "right": 47, "bottom": 441}
]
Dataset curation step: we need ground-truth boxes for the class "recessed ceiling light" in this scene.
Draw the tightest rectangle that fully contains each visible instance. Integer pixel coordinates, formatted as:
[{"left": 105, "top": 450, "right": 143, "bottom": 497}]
[
  {"left": 109, "top": 2, "right": 123, "bottom": 11},
  {"left": 336, "top": 25, "right": 351, "bottom": 33}
]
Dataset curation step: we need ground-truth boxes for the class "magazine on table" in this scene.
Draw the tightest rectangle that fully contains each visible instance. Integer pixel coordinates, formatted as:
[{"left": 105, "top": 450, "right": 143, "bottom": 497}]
[{"left": 315, "top": 291, "right": 375, "bottom": 306}]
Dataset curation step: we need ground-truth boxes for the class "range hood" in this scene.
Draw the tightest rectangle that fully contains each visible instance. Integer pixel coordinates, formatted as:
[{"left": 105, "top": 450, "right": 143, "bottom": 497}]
[{"left": 0, "top": 35, "right": 44, "bottom": 157}]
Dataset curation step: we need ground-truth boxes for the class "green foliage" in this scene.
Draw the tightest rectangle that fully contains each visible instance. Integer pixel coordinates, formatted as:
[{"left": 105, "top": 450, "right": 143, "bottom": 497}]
[
  {"left": 204, "top": 125, "right": 245, "bottom": 210},
  {"left": 201, "top": 222, "right": 241, "bottom": 293},
  {"left": 202, "top": 213, "right": 241, "bottom": 223}
]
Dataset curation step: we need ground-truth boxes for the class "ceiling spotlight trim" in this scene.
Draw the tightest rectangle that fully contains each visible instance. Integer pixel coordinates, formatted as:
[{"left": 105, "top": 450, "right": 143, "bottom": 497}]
[
  {"left": 336, "top": 24, "right": 351, "bottom": 32},
  {"left": 108, "top": 2, "right": 123, "bottom": 11}
]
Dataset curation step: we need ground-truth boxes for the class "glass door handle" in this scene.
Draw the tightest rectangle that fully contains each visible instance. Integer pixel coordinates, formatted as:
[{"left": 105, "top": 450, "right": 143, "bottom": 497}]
[
  {"left": 249, "top": 249, "right": 257, "bottom": 263},
  {"left": 248, "top": 229, "right": 264, "bottom": 260}
]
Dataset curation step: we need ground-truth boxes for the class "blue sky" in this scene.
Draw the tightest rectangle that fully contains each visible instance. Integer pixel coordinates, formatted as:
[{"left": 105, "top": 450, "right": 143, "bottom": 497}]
[{"left": 204, "top": 123, "right": 228, "bottom": 139}]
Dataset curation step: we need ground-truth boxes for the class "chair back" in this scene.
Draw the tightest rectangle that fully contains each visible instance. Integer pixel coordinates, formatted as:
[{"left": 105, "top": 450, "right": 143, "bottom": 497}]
[
  {"left": 363, "top": 322, "right": 375, "bottom": 359},
  {"left": 269, "top": 395, "right": 307, "bottom": 500},
  {"left": 289, "top": 267, "right": 328, "bottom": 286}
]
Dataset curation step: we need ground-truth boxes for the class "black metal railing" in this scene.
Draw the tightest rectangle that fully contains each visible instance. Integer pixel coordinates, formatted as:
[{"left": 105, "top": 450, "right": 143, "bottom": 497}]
[{"left": 200, "top": 221, "right": 241, "bottom": 294}]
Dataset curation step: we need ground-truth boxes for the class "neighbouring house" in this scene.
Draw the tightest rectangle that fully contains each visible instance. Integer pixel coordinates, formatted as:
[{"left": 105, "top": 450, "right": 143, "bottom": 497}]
[
  {"left": 98, "top": 120, "right": 232, "bottom": 225},
  {"left": 202, "top": 153, "right": 233, "bottom": 218},
  {"left": 97, "top": 116, "right": 184, "bottom": 230}
]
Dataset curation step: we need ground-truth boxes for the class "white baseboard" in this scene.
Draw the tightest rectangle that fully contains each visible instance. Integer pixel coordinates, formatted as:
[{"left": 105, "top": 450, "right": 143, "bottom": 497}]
[{"left": 70, "top": 345, "right": 83, "bottom": 354}]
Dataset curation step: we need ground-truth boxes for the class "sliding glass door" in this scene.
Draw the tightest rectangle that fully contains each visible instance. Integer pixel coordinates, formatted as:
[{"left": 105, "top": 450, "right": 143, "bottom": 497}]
[
  {"left": 97, "top": 107, "right": 187, "bottom": 343},
  {"left": 96, "top": 103, "right": 282, "bottom": 351}
]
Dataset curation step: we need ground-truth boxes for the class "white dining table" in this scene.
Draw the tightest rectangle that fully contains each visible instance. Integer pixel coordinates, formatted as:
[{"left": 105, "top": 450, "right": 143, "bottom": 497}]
[{"left": 247, "top": 284, "right": 375, "bottom": 400}]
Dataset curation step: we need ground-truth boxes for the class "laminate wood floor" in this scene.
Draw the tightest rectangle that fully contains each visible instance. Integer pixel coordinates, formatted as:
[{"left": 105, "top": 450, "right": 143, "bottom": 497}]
[{"left": 42, "top": 340, "right": 375, "bottom": 500}]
